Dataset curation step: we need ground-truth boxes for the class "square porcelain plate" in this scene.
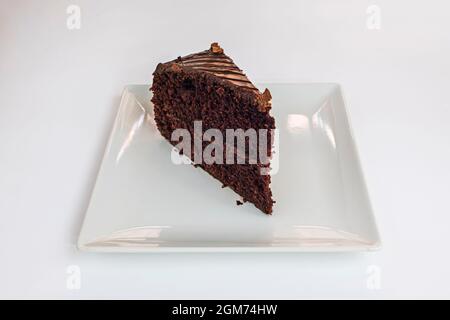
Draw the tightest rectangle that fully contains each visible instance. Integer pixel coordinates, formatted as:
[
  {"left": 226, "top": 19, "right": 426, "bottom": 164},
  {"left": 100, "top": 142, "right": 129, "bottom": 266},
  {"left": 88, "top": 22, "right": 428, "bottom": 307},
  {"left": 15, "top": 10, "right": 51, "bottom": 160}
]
[{"left": 78, "top": 84, "right": 380, "bottom": 252}]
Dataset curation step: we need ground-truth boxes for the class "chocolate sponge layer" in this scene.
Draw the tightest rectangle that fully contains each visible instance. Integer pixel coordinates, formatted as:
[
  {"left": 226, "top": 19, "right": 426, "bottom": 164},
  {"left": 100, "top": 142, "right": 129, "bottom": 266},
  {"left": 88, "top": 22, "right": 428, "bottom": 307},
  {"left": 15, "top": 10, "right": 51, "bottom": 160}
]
[{"left": 151, "top": 44, "right": 275, "bottom": 214}]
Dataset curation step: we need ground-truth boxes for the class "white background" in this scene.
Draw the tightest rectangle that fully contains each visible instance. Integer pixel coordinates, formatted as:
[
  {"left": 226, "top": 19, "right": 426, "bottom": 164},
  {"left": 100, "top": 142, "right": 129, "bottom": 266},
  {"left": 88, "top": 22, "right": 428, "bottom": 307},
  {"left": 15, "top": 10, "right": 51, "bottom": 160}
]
[{"left": 1, "top": 0, "right": 449, "bottom": 299}]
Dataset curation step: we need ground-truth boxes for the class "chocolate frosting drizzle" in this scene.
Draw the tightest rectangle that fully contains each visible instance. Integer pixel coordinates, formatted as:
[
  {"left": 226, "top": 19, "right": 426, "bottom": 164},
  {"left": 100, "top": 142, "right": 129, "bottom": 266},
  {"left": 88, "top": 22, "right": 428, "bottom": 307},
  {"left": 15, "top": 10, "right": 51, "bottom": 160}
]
[{"left": 176, "top": 43, "right": 258, "bottom": 91}]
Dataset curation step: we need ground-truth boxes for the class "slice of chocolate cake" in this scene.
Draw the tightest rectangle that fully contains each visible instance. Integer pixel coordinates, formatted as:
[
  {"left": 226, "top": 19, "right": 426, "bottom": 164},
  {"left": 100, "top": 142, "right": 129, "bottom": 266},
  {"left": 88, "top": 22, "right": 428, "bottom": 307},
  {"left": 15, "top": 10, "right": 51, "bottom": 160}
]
[{"left": 151, "top": 43, "right": 276, "bottom": 214}]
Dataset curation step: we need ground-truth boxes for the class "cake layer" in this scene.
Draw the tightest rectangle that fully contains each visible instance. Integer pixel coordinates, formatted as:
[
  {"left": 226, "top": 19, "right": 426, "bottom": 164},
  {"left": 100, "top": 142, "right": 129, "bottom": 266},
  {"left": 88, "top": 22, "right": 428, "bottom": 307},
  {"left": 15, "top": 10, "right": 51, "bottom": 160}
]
[
  {"left": 151, "top": 43, "right": 276, "bottom": 214},
  {"left": 152, "top": 61, "right": 275, "bottom": 157}
]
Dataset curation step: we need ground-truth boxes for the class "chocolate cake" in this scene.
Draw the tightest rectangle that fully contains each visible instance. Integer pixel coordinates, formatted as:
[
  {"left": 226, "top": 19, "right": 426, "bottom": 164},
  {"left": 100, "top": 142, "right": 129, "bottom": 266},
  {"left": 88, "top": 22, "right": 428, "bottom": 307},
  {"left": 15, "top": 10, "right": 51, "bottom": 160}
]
[{"left": 151, "top": 43, "right": 276, "bottom": 214}]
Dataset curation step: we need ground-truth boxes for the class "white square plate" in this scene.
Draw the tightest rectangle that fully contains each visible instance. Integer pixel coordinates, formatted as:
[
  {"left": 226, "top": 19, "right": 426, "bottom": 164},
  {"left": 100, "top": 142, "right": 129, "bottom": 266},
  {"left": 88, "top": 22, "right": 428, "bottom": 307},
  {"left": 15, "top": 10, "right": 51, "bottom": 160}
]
[{"left": 78, "top": 84, "right": 380, "bottom": 252}]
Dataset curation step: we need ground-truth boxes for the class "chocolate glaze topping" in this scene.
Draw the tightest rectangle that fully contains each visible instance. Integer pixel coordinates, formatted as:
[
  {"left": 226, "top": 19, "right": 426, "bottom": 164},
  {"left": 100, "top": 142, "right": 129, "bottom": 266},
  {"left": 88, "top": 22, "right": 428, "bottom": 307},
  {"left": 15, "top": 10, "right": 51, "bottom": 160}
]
[{"left": 176, "top": 43, "right": 258, "bottom": 91}]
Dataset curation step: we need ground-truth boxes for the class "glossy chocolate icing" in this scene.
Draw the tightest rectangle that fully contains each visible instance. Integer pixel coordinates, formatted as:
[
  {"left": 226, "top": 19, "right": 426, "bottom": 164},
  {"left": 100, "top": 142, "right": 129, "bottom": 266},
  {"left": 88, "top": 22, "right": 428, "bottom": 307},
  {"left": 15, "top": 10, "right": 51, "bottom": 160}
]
[{"left": 175, "top": 43, "right": 258, "bottom": 91}]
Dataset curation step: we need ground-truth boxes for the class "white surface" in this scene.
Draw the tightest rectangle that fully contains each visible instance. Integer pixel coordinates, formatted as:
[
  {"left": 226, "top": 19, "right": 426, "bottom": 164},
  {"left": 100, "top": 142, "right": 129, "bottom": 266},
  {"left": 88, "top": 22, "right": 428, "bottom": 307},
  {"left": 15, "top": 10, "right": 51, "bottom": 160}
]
[
  {"left": 0, "top": 0, "right": 449, "bottom": 299},
  {"left": 78, "top": 84, "right": 380, "bottom": 252}
]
